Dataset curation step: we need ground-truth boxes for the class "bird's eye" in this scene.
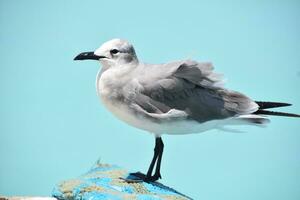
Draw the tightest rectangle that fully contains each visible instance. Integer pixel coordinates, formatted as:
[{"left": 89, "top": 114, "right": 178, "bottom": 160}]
[{"left": 110, "top": 49, "right": 119, "bottom": 54}]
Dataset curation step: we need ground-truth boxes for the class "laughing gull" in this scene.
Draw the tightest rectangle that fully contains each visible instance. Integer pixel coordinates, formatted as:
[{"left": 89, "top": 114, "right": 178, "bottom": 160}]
[{"left": 74, "top": 38, "right": 300, "bottom": 182}]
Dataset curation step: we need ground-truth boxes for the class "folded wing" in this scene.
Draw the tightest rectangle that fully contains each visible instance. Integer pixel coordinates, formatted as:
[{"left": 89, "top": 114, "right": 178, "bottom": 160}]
[{"left": 131, "top": 60, "right": 258, "bottom": 123}]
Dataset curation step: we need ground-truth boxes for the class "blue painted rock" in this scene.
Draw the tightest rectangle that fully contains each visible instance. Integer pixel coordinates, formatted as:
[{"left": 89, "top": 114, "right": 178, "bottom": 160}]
[{"left": 52, "top": 162, "right": 192, "bottom": 200}]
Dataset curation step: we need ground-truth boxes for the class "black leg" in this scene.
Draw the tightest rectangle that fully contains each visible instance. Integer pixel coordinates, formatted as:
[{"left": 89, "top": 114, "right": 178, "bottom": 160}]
[
  {"left": 144, "top": 137, "right": 164, "bottom": 182},
  {"left": 145, "top": 137, "right": 161, "bottom": 177},
  {"left": 126, "top": 137, "right": 164, "bottom": 183},
  {"left": 153, "top": 138, "right": 164, "bottom": 179}
]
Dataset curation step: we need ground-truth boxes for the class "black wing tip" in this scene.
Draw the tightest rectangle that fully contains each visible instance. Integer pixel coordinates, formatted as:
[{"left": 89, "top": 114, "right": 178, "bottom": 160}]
[
  {"left": 255, "top": 101, "right": 292, "bottom": 109},
  {"left": 254, "top": 110, "right": 300, "bottom": 118}
]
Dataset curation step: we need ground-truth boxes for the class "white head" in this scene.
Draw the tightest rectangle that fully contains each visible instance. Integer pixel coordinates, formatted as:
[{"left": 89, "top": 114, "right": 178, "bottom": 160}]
[{"left": 74, "top": 39, "right": 138, "bottom": 68}]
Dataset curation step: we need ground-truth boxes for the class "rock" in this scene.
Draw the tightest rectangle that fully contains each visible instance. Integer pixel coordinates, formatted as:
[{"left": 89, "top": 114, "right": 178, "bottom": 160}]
[
  {"left": 52, "top": 162, "right": 192, "bottom": 200},
  {"left": 0, "top": 197, "right": 56, "bottom": 200}
]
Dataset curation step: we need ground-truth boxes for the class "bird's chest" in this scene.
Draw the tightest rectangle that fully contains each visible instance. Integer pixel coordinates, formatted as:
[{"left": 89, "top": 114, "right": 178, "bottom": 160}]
[
  {"left": 97, "top": 69, "right": 124, "bottom": 99},
  {"left": 96, "top": 68, "right": 142, "bottom": 125},
  {"left": 97, "top": 67, "right": 138, "bottom": 96}
]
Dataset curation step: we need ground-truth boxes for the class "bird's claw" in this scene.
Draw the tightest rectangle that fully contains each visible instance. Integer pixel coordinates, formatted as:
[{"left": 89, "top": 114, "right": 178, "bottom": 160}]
[
  {"left": 144, "top": 173, "right": 161, "bottom": 182},
  {"left": 122, "top": 172, "right": 161, "bottom": 183}
]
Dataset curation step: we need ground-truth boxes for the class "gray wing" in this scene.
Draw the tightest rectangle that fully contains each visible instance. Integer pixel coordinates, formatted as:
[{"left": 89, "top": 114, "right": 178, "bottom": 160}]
[{"left": 131, "top": 60, "right": 258, "bottom": 123}]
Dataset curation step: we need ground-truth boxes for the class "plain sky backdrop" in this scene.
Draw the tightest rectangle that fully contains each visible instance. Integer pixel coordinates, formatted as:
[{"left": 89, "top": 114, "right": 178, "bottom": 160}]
[{"left": 1, "top": 0, "right": 300, "bottom": 199}]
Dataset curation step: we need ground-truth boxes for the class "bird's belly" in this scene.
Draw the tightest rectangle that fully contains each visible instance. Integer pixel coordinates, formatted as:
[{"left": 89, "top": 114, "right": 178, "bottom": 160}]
[
  {"left": 99, "top": 96, "right": 154, "bottom": 132},
  {"left": 99, "top": 96, "right": 222, "bottom": 135}
]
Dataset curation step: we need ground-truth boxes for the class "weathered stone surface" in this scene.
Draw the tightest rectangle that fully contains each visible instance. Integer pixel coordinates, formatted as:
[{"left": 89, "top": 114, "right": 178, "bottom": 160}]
[
  {"left": 52, "top": 162, "right": 192, "bottom": 200},
  {"left": 0, "top": 197, "right": 56, "bottom": 200}
]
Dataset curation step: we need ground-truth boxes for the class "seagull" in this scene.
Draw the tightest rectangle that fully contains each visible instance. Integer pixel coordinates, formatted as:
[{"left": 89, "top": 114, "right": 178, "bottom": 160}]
[{"left": 74, "top": 38, "right": 300, "bottom": 182}]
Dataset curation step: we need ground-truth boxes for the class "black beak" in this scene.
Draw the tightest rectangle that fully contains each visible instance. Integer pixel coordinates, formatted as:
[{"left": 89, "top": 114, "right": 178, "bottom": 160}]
[{"left": 74, "top": 51, "right": 106, "bottom": 61}]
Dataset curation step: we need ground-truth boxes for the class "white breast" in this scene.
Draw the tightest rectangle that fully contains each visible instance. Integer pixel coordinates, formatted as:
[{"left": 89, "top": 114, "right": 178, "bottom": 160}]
[{"left": 96, "top": 67, "right": 155, "bottom": 133}]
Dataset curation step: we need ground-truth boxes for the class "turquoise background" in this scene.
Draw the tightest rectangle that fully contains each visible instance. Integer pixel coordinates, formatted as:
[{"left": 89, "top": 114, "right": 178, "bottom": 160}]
[{"left": 1, "top": 0, "right": 299, "bottom": 199}]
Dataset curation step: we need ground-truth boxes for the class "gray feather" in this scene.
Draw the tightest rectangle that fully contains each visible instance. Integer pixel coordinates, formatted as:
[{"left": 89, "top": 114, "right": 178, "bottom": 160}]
[{"left": 130, "top": 60, "right": 258, "bottom": 123}]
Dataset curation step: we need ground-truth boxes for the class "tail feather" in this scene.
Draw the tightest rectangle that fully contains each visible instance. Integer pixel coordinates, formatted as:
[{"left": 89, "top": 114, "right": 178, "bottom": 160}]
[
  {"left": 254, "top": 110, "right": 300, "bottom": 118},
  {"left": 255, "top": 101, "right": 292, "bottom": 109}
]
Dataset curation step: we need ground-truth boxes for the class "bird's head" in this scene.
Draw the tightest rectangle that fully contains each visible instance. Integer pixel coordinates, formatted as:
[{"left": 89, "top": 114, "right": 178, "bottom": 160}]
[{"left": 74, "top": 39, "right": 138, "bottom": 68}]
